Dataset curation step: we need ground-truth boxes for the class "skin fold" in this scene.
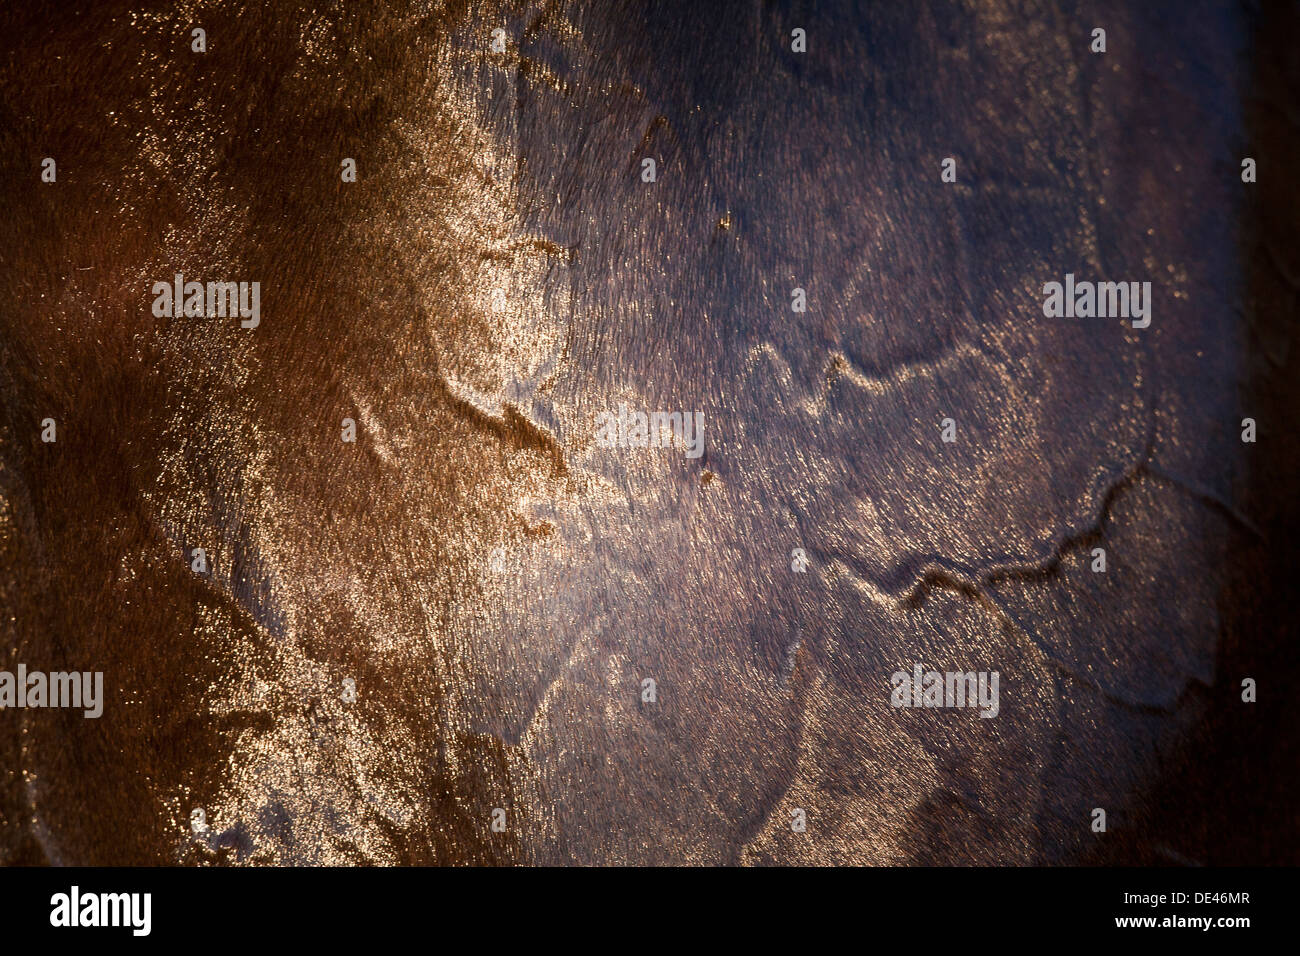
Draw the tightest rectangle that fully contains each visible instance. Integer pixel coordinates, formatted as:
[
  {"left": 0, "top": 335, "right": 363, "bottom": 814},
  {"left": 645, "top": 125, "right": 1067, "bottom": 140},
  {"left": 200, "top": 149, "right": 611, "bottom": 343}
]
[{"left": 0, "top": 0, "right": 1295, "bottom": 865}]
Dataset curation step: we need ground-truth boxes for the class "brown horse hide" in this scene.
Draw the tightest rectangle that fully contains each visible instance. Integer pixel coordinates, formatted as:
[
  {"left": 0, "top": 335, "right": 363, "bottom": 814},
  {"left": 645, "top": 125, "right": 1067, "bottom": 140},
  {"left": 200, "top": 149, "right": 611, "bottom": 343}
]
[{"left": 0, "top": 0, "right": 1296, "bottom": 865}]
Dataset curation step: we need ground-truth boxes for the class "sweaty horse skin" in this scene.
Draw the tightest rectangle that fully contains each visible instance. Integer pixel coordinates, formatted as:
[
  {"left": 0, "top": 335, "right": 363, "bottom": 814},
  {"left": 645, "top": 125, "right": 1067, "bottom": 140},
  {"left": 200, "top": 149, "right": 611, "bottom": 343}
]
[{"left": 0, "top": 0, "right": 1297, "bottom": 866}]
